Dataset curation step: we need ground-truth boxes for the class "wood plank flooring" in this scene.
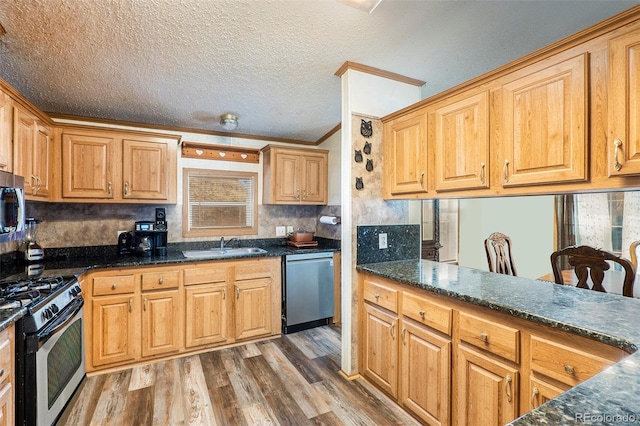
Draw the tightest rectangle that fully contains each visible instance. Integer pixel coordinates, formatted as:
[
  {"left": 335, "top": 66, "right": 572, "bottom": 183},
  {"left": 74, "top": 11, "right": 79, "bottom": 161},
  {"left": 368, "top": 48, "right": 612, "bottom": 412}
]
[{"left": 57, "top": 326, "right": 420, "bottom": 425}]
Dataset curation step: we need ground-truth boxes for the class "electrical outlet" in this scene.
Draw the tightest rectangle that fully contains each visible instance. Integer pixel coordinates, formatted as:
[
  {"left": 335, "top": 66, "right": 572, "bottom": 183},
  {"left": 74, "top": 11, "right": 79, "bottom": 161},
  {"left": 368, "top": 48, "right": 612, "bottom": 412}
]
[
  {"left": 276, "top": 226, "right": 286, "bottom": 237},
  {"left": 286, "top": 226, "right": 294, "bottom": 234},
  {"left": 379, "top": 233, "right": 388, "bottom": 249}
]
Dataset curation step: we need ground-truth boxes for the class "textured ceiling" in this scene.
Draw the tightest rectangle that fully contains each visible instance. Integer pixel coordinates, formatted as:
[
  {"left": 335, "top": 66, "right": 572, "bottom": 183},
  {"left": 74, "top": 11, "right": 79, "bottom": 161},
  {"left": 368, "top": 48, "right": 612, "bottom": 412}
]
[{"left": 0, "top": 0, "right": 637, "bottom": 143}]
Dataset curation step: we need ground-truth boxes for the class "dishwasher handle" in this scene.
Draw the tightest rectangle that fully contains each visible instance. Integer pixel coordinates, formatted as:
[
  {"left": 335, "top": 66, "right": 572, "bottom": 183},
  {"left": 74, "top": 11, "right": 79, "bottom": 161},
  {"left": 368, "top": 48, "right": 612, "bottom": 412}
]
[{"left": 286, "top": 258, "right": 334, "bottom": 266}]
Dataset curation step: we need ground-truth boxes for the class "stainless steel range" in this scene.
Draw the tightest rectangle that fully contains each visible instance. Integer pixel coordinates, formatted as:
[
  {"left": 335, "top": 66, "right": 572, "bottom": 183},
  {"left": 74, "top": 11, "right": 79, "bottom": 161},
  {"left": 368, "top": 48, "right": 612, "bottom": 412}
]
[{"left": 0, "top": 273, "right": 85, "bottom": 426}]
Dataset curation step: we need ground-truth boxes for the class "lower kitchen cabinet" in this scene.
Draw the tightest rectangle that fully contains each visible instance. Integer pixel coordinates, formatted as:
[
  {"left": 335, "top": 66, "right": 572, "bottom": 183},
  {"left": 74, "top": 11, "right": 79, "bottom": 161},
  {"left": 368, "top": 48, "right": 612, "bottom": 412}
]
[
  {"left": 141, "top": 290, "right": 182, "bottom": 358},
  {"left": 92, "top": 294, "right": 139, "bottom": 367},
  {"left": 184, "top": 283, "right": 229, "bottom": 348},
  {"left": 358, "top": 271, "right": 627, "bottom": 425},
  {"left": 456, "top": 345, "right": 519, "bottom": 425},
  {"left": 362, "top": 302, "right": 399, "bottom": 398},
  {"left": 0, "top": 325, "right": 14, "bottom": 426},
  {"left": 400, "top": 318, "right": 451, "bottom": 426},
  {"left": 84, "top": 257, "right": 281, "bottom": 372}
]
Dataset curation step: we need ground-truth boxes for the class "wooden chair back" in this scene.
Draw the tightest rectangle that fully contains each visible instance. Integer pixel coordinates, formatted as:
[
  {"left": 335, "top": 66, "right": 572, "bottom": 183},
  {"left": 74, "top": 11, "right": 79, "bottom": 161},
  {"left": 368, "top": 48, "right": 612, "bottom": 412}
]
[
  {"left": 484, "top": 232, "right": 517, "bottom": 276},
  {"left": 630, "top": 241, "right": 640, "bottom": 270},
  {"left": 550, "top": 245, "right": 636, "bottom": 297}
]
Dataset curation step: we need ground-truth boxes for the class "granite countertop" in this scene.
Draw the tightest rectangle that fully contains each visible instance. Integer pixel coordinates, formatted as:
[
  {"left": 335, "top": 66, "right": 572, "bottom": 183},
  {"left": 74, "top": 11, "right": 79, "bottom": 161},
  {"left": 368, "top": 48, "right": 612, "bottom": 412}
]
[
  {"left": 0, "top": 237, "right": 340, "bottom": 331},
  {"left": 357, "top": 259, "right": 640, "bottom": 425}
]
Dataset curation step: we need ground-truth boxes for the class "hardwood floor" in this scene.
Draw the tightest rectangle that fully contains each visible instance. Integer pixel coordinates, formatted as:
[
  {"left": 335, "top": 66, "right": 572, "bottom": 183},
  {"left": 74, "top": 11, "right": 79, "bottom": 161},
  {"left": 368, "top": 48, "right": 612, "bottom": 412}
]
[{"left": 57, "top": 326, "right": 419, "bottom": 425}]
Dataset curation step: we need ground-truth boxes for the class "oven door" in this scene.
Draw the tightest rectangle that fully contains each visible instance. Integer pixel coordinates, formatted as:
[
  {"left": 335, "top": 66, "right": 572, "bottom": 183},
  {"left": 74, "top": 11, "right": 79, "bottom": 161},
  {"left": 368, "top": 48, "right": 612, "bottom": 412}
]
[{"left": 33, "top": 297, "right": 86, "bottom": 426}]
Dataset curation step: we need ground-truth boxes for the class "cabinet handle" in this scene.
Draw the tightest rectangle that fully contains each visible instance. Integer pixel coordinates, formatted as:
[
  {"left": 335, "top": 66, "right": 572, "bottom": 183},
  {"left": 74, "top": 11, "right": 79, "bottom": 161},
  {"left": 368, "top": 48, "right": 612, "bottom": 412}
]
[
  {"left": 31, "top": 175, "right": 37, "bottom": 194},
  {"left": 236, "top": 286, "right": 240, "bottom": 299},
  {"left": 503, "top": 159, "right": 509, "bottom": 183},
  {"left": 158, "top": 277, "right": 164, "bottom": 285},
  {"left": 505, "top": 374, "right": 513, "bottom": 402},
  {"left": 111, "top": 284, "right": 117, "bottom": 290},
  {"left": 129, "top": 298, "right": 132, "bottom": 313},
  {"left": 401, "top": 327, "right": 406, "bottom": 344},
  {"left": 0, "top": 368, "right": 3, "bottom": 377},
  {"left": 35, "top": 176, "right": 42, "bottom": 194},
  {"left": 296, "top": 189, "right": 300, "bottom": 201},
  {"left": 531, "top": 385, "right": 539, "bottom": 408},
  {"left": 479, "top": 332, "right": 489, "bottom": 343},
  {"left": 390, "top": 320, "right": 396, "bottom": 339},
  {"left": 144, "top": 297, "right": 147, "bottom": 311},
  {"left": 564, "top": 364, "right": 575, "bottom": 375},
  {"left": 420, "top": 171, "right": 425, "bottom": 187},
  {"left": 302, "top": 190, "right": 307, "bottom": 200},
  {"left": 223, "top": 288, "right": 226, "bottom": 300},
  {"left": 479, "top": 162, "right": 485, "bottom": 184},
  {"left": 124, "top": 182, "right": 129, "bottom": 195},
  {"left": 613, "top": 138, "right": 623, "bottom": 171},
  {"left": 374, "top": 293, "right": 380, "bottom": 301},
  {"left": 108, "top": 181, "right": 112, "bottom": 195}
]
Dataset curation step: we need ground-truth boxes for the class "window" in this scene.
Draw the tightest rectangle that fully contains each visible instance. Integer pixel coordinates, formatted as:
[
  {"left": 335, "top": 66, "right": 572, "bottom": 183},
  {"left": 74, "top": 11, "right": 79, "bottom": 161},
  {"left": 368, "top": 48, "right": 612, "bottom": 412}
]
[{"left": 182, "top": 169, "right": 258, "bottom": 237}]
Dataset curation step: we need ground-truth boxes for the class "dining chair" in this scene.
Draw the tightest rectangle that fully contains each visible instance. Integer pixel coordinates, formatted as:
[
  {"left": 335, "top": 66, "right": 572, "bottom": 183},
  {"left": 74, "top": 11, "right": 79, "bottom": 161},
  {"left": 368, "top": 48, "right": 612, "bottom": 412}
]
[
  {"left": 550, "top": 245, "right": 636, "bottom": 297},
  {"left": 484, "top": 232, "right": 517, "bottom": 276}
]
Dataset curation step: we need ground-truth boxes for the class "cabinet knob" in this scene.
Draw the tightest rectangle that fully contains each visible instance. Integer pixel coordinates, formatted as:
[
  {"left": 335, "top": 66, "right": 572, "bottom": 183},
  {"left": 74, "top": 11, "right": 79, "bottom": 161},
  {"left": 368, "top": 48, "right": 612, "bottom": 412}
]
[
  {"left": 479, "top": 332, "right": 489, "bottom": 343},
  {"left": 158, "top": 277, "right": 164, "bottom": 284},
  {"left": 418, "top": 310, "right": 425, "bottom": 319},
  {"left": 564, "top": 364, "right": 575, "bottom": 375},
  {"left": 0, "top": 368, "right": 4, "bottom": 377},
  {"left": 111, "top": 284, "right": 117, "bottom": 290},
  {"left": 374, "top": 293, "right": 380, "bottom": 301}
]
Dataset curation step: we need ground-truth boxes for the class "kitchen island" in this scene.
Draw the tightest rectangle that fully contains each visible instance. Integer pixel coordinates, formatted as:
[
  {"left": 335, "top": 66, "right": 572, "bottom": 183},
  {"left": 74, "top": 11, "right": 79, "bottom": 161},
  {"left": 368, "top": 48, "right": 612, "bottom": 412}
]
[{"left": 357, "top": 259, "right": 640, "bottom": 425}]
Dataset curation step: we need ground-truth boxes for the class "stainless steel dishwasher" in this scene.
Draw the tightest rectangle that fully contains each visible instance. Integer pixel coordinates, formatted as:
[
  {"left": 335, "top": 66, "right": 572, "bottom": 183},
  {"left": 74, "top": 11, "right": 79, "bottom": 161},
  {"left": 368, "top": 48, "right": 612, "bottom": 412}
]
[{"left": 282, "top": 251, "right": 335, "bottom": 334}]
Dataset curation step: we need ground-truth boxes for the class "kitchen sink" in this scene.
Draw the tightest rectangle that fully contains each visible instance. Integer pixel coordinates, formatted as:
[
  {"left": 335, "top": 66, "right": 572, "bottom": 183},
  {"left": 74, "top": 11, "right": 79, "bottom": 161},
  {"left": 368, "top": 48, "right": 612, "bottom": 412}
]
[{"left": 182, "top": 247, "right": 268, "bottom": 259}]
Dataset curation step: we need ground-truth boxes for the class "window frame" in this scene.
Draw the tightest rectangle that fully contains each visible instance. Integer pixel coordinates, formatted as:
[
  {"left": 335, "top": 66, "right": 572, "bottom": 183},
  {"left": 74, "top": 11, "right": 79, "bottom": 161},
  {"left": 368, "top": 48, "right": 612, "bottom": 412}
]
[{"left": 182, "top": 168, "right": 258, "bottom": 237}]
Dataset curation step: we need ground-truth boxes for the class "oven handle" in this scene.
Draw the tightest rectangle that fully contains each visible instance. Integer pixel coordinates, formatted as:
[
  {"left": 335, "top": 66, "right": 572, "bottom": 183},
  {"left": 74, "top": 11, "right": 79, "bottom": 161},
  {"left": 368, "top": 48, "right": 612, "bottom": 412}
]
[{"left": 35, "top": 297, "right": 84, "bottom": 347}]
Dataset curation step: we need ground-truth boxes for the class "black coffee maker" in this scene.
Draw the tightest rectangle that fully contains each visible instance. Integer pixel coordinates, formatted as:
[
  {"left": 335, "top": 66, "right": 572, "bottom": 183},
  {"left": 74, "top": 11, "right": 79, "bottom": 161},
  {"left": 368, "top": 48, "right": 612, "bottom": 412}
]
[{"left": 133, "top": 208, "right": 168, "bottom": 257}]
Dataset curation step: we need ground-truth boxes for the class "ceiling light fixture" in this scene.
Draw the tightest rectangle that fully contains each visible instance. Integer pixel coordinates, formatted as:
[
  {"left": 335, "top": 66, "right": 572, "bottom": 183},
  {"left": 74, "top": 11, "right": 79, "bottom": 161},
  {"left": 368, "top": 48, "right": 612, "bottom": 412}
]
[{"left": 220, "top": 113, "right": 239, "bottom": 131}]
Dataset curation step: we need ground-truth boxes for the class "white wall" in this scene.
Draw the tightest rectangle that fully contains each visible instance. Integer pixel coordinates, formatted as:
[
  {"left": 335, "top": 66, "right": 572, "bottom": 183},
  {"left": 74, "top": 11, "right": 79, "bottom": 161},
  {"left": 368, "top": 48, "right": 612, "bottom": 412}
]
[
  {"left": 458, "top": 196, "right": 555, "bottom": 279},
  {"left": 318, "top": 129, "right": 342, "bottom": 206}
]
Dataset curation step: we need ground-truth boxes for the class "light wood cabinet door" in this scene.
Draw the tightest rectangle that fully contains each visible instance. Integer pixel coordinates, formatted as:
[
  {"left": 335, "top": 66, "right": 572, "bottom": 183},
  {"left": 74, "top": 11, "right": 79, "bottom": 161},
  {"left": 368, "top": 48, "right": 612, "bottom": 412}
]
[
  {"left": 62, "top": 132, "right": 116, "bottom": 198},
  {"left": 401, "top": 319, "right": 451, "bottom": 426},
  {"left": 234, "top": 277, "right": 272, "bottom": 340},
  {"left": 142, "top": 290, "right": 182, "bottom": 357},
  {"left": 456, "top": 345, "right": 518, "bottom": 426},
  {"left": 301, "top": 153, "right": 327, "bottom": 203},
  {"left": 384, "top": 109, "right": 428, "bottom": 196},
  {"left": 608, "top": 29, "right": 640, "bottom": 176},
  {"left": 362, "top": 302, "right": 399, "bottom": 398},
  {"left": 122, "top": 138, "right": 169, "bottom": 200},
  {"left": 32, "top": 121, "right": 51, "bottom": 198},
  {"left": 185, "top": 283, "right": 229, "bottom": 348},
  {"left": 13, "top": 107, "right": 35, "bottom": 193},
  {"left": 273, "top": 151, "right": 301, "bottom": 203},
  {"left": 500, "top": 54, "right": 587, "bottom": 187},
  {"left": 0, "top": 91, "right": 12, "bottom": 172},
  {"left": 92, "top": 295, "right": 138, "bottom": 367},
  {"left": 433, "top": 90, "right": 490, "bottom": 192},
  {"left": 0, "top": 383, "right": 12, "bottom": 426},
  {"left": 529, "top": 375, "right": 567, "bottom": 411}
]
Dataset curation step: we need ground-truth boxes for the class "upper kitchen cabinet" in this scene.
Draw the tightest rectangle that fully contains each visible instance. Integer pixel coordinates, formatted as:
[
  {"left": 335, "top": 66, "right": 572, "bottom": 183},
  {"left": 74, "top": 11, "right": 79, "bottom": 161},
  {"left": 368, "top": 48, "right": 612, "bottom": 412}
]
[
  {"left": 607, "top": 27, "right": 640, "bottom": 176},
  {"left": 262, "top": 145, "right": 328, "bottom": 205},
  {"left": 59, "top": 126, "right": 179, "bottom": 203},
  {"left": 13, "top": 106, "right": 52, "bottom": 200},
  {"left": 0, "top": 90, "right": 12, "bottom": 173},
  {"left": 431, "top": 89, "right": 490, "bottom": 192},
  {"left": 383, "top": 108, "right": 429, "bottom": 198},
  {"left": 498, "top": 53, "right": 588, "bottom": 188}
]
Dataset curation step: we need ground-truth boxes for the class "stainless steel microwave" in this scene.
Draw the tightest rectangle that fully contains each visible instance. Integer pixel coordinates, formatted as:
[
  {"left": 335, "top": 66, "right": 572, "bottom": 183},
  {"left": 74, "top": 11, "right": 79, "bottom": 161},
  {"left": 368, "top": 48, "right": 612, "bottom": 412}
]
[{"left": 0, "top": 170, "right": 26, "bottom": 243}]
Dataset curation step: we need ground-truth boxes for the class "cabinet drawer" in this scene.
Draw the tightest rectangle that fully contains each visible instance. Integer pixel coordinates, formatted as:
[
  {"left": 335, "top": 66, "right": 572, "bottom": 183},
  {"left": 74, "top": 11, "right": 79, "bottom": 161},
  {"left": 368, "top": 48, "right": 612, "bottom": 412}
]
[
  {"left": 235, "top": 260, "right": 274, "bottom": 281},
  {"left": 93, "top": 274, "right": 136, "bottom": 296},
  {"left": 402, "top": 292, "right": 452, "bottom": 335},
  {"left": 458, "top": 312, "right": 520, "bottom": 363},
  {"left": 142, "top": 270, "right": 180, "bottom": 291},
  {"left": 530, "top": 335, "right": 617, "bottom": 387},
  {"left": 0, "top": 328, "right": 12, "bottom": 388},
  {"left": 363, "top": 279, "right": 398, "bottom": 313},
  {"left": 184, "top": 265, "right": 227, "bottom": 286}
]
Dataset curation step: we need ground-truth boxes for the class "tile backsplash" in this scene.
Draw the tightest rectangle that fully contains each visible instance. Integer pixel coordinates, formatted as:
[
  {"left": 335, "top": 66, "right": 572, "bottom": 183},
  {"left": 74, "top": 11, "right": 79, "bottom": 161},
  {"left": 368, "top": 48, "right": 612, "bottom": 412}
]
[
  {"left": 0, "top": 202, "right": 341, "bottom": 253},
  {"left": 356, "top": 224, "right": 420, "bottom": 265}
]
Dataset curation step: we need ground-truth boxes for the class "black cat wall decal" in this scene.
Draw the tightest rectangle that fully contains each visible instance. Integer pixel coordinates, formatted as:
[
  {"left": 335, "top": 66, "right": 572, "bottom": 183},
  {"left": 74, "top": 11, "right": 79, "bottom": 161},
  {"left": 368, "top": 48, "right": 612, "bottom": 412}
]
[{"left": 360, "top": 119, "right": 373, "bottom": 138}]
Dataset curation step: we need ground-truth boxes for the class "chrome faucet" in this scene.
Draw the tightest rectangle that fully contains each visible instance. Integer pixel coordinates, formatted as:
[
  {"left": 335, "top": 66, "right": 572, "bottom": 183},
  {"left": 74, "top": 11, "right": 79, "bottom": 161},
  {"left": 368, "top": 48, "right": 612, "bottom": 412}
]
[{"left": 220, "top": 237, "right": 239, "bottom": 249}]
